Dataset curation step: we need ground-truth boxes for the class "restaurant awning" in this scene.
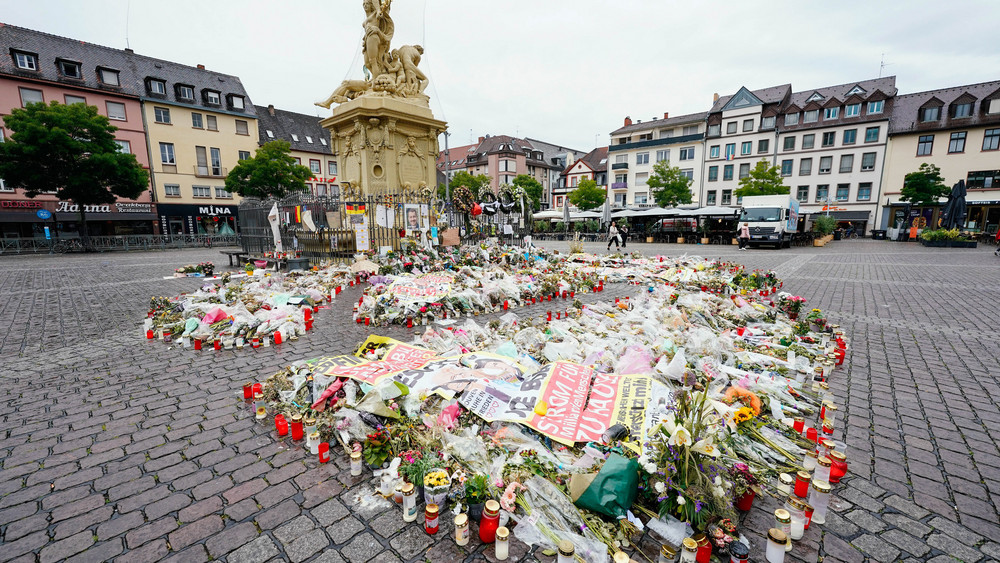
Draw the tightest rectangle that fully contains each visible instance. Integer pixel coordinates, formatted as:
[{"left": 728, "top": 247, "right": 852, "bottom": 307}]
[{"left": 815, "top": 211, "right": 870, "bottom": 221}]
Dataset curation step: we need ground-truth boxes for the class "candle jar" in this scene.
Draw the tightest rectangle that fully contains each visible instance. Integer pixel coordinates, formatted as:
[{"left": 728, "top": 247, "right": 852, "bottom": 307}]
[
  {"left": 290, "top": 414, "right": 304, "bottom": 441},
  {"left": 803, "top": 502, "right": 814, "bottom": 529},
  {"left": 614, "top": 552, "right": 630, "bottom": 563},
  {"left": 350, "top": 452, "right": 362, "bottom": 476},
  {"left": 424, "top": 503, "right": 439, "bottom": 534},
  {"left": 829, "top": 451, "right": 848, "bottom": 483},
  {"left": 253, "top": 392, "right": 265, "bottom": 412},
  {"left": 255, "top": 405, "right": 266, "bottom": 420},
  {"left": 194, "top": 338, "right": 202, "bottom": 350},
  {"left": 402, "top": 483, "right": 417, "bottom": 522},
  {"left": 824, "top": 404, "right": 838, "bottom": 427},
  {"left": 728, "top": 540, "right": 749, "bottom": 563},
  {"left": 820, "top": 439, "right": 836, "bottom": 458},
  {"left": 794, "top": 471, "right": 812, "bottom": 498},
  {"left": 820, "top": 400, "right": 831, "bottom": 421},
  {"left": 223, "top": 337, "right": 234, "bottom": 350},
  {"left": 765, "top": 528, "right": 786, "bottom": 563},
  {"left": 318, "top": 442, "right": 330, "bottom": 463},
  {"left": 304, "top": 417, "right": 317, "bottom": 437},
  {"left": 235, "top": 337, "right": 244, "bottom": 349},
  {"left": 308, "top": 432, "right": 320, "bottom": 455},
  {"left": 163, "top": 330, "right": 173, "bottom": 344},
  {"left": 479, "top": 500, "right": 500, "bottom": 543},
  {"left": 379, "top": 473, "right": 393, "bottom": 497},
  {"left": 262, "top": 334, "right": 270, "bottom": 347},
  {"left": 454, "top": 512, "right": 468, "bottom": 545},
  {"left": 495, "top": 526, "right": 510, "bottom": 560},
  {"left": 803, "top": 450, "right": 818, "bottom": 471},
  {"left": 774, "top": 509, "right": 792, "bottom": 551},
  {"left": 274, "top": 414, "right": 288, "bottom": 436},
  {"left": 693, "top": 533, "right": 712, "bottom": 563},
  {"left": 243, "top": 382, "right": 253, "bottom": 399},
  {"left": 808, "top": 480, "right": 831, "bottom": 524},
  {"left": 557, "top": 540, "right": 575, "bottom": 563},
  {"left": 213, "top": 338, "right": 221, "bottom": 350},
  {"left": 784, "top": 496, "right": 807, "bottom": 540},
  {"left": 822, "top": 361, "right": 834, "bottom": 380},
  {"left": 660, "top": 544, "right": 678, "bottom": 563},
  {"left": 814, "top": 456, "right": 832, "bottom": 483},
  {"left": 393, "top": 484, "right": 404, "bottom": 504},
  {"left": 792, "top": 417, "right": 804, "bottom": 433},
  {"left": 680, "top": 537, "right": 699, "bottom": 563},
  {"left": 805, "top": 426, "right": 818, "bottom": 443},
  {"left": 777, "top": 473, "right": 795, "bottom": 496}
]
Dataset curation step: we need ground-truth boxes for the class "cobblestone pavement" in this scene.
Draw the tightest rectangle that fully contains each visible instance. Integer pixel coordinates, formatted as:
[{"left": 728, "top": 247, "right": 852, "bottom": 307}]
[{"left": 1, "top": 240, "right": 998, "bottom": 562}]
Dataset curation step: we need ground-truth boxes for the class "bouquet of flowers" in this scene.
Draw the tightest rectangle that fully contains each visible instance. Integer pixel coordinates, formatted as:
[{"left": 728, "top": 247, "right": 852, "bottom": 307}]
[
  {"left": 776, "top": 292, "right": 806, "bottom": 316},
  {"left": 423, "top": 468, "right": 451, "bottom": 506},
  {"left": 198, "top": 261, "right": 215, "bottom": 276}
]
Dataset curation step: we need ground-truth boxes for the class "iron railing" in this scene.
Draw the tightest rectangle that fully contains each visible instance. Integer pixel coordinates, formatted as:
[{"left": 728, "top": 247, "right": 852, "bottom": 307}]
[{"left": 0, "top": 234, "right": 239, "bottom": 255}]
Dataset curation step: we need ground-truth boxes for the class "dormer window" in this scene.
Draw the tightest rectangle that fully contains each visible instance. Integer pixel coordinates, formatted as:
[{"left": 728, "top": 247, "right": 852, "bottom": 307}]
[
  {"left": 920, "top": 106, "right": 941, "bottom": 122},
  {"left": 228, "top": 94, "right": 245, "bottom": 110},
  {"left": 13, "top": 51, "right": 38, "bottom": 70},
  {"left": 176, "top": 84, "right": 195, "bottom": 101},
  {"left": 204, "top": 90, "right": 221, "bottom": 105},
  {"left": 98, "top": 67, "right": 120, "bottom": 86},
  {"left": 952, "top": 102, "right": 972, "bottom": 118},
  {"left": 824, "top": 107, "right": 839, "bottom": 120},
  {"left": 57, "top": 59, "right": 82, "bottom": 78},
  {"left": 147, "top": 79, "right": 166, "bottom": 95}
]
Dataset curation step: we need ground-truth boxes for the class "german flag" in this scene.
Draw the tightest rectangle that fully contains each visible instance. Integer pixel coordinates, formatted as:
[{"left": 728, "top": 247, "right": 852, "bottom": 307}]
[{"left": 346, "top": 203, "right": 367, "bottom": 214}]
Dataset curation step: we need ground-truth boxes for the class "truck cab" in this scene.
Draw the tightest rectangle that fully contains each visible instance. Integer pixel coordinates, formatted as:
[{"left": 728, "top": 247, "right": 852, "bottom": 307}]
[{"left": 738, "top": 195, "right": 799, "bottom": 248}]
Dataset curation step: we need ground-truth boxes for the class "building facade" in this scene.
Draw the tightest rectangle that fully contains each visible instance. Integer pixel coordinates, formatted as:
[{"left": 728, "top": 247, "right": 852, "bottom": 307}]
[
  {"left": 556, "top": 146, "right": 607, "bottom": 209},
  {"left": 255, "top": 105, "right": 337, "bottom": 198},
  {"left": 703, "top": 85, "right": 789, "bottom": 209},
  {"left": 609, "top": 112, "right": 708, "bottom": 208},
  {"left": 0, "top": 25, "right": 156, "bottom": 237},
  {"left": 435, "top": 135, "right": 569, "bottom": 201},
  {"left": 776, "top": 78, "right": 896, "bottom": 232},
  {"left": 881, "top": 80, "right": 1000, "bottom": 234},
  {"left": 523, "top": 138, "right": 583, "bottom": 210}
]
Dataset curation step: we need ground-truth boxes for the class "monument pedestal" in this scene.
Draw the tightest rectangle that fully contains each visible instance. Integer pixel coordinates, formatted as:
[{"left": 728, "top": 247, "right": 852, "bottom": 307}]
[{"left": 321, "top": 96, "right": 446, "bottom": 196}]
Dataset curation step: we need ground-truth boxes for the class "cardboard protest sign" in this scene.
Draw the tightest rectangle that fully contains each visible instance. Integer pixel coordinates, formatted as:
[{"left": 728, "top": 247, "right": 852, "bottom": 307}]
[{"left": 388, "top": 273, "right": 455, "bottom": 303}]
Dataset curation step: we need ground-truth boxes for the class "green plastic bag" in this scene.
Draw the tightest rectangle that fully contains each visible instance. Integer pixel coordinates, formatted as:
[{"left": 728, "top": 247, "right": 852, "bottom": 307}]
[{"left": 569, "top": 452, "right": 639, "bottom": 519}]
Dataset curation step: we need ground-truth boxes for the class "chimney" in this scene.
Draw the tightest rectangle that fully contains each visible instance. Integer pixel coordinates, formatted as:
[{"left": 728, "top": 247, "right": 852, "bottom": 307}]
[
  {"left": 124, "top": 48, "right": 134, "bottom": 54},
  {"left": 197, "top": 64, "right": 205, "bottom": 70},
  {"left": 478, "top": 136, "right": 485, "bottom": 143},
  {"left": 664, "top": 112, "right": 669, "bottom": 119},
  {"left": 713, "top": 93, "right": 719, "bottom": 103},
  {"left": 623, "top": 116, "right": 632, "bottom": 127},
  {"left": 267, "top": 104, "right": 275, "bottom": 116}
]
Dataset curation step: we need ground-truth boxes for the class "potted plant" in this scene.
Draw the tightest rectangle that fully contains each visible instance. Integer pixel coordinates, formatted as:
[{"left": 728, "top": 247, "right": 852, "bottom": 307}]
[
  {"left": 729, "top": 463, "right": 760, "bottom": 511},
  {"left": 399, "top": 450, "right": 430, "bottom": 497},
  {"left": 464, "top": 473, "right": 490, "bottom": 520},
  {"left": 698, "top": 223, "right": 711, "bottom": 245},
  {"left": 363, "top": 428, "right": 392, "bottom": 469},
  {"left": 812, "top": 216, "right": 837, "bottom": 246},
  {"left": 423, "top": 467, "right": 452, "bottom": 506}
]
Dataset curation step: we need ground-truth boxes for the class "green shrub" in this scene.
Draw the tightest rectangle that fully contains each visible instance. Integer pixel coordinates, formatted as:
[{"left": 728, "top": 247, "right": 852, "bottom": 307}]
[{"left": 812, "top": 215, "right": 837, "bottom": 234}]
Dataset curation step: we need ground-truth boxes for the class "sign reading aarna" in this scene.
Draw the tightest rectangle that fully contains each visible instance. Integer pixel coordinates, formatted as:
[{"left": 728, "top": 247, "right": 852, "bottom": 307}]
[
  {"left": 57, "top": 202, "right": 111, "bottom": 213},
  {"left": 198, "top": 206, "right": 233, "bottom": 216}
]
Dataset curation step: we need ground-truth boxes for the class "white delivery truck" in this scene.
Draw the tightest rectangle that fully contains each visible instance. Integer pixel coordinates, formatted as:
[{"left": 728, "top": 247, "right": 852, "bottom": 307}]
[{"left": 738, "top": 195, "right": 800, "bottom": 248}]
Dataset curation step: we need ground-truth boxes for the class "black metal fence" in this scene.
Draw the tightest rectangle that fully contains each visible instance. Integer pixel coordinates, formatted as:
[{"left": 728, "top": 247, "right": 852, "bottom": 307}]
[
  {"left": 237, "top": 191, "right": 530, "bottom": 261},
  {"left": 0, "top": 234, "right": 238, "bottom": 255}
]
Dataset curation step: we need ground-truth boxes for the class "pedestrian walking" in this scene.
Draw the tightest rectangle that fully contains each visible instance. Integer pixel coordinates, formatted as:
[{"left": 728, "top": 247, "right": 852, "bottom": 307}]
[
  {"left": 620, "top": 225, "right": 629, "bottom": 249},
  {"left": 607, "top": 221, "right": 620, "bottom": 251},
  {"left": 738, "top": 222, "right": 750, "bottom": 251}
]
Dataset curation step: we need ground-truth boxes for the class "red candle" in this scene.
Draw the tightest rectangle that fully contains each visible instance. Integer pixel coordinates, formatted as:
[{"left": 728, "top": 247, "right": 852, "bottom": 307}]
[
  {"left": 290, "top": 415, "right": 304, "bottom": 441},
  {"left": 318, "top": 442, "right": 330, "bottom": 463},
  {"left": 547, "top": 311, "right": 552, "bottom": 321},
  {"left": 503, "top": 300, "right": 508, "bottom": 310},
  {"left": 274, "top": 331, "right": 282, "bottom": 345},
  {"left": 304, "top": 308, "right": 313, "bottom": 321},
  {"left": 243, "top": 383, "right": 253, "bottom": 399},
  {"left": 806, "top": 426, "right": 818, "bottom": 442},
  {"left": 407, "top": 317, "right": 413, "bottom": 329},
  {"left": 146, "top": 329, "right": 154, "bottom": 339},
  {"left": 306, "top": 320, "right": 313, "bottom": 331},
  {"left": 364, "top": 317, "right": 370, "bottom": 326},
  {"left": 615, "top": 298, "right": 620, "bottom": 305},
  {"left": 570, "top": 291, "right": 575, "bottom": 298},
  {"left": 275, "top": 414, "right": 288, "bottom": 436},
  {"left": 822, "top": 425, "right": 833, "bottom": 435},
  {"left": 794, "top": 471, "right": 811, "bottom": 498},
  {"left": 214, "top": 338, "right": 221, "bottom": 350},
  {"left": 194, "top": 338, "right": 202, "bottom": 350},
  {"left": 804, "top": 504, "right": 814, "bottom": 529},
  {"left": 556, "top": 312, "right": 561, "bottom": 320},
  {"left": 793, "top": 417, "right": 804, "bottom": 433},
  {"left": 829, "top": 452, "right": 848, "bottom": 483},
  {"left": 336, "top": 285, "right": 342, "bottom": 295}
]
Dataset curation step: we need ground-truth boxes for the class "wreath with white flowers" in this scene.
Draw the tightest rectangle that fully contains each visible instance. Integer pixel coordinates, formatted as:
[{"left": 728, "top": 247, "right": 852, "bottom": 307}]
[
  {"left": 480, "top": 190, "right": 500, "bottom": 216},
  {"left": 452, "top": 186, "right": 475, "bottom": 213},
  {"left": 497, "top": 184, "right": 519, "bottom": 213}
]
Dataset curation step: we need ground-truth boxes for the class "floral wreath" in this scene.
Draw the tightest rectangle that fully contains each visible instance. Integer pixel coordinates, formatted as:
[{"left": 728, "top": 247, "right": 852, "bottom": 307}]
[
  {"left": 452, "top": 186, "right": 474, "bottom": 213},
  {"left": 497, "top": 184, "right": 518, "bottom": 213}
]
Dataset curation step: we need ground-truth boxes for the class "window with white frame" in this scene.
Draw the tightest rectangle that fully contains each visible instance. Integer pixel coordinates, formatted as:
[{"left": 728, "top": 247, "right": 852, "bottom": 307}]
[
  {"left": 784, "top": 113, "right": 799, "bottom": 126},
  {"left": 742, "top": 119, "right": 754, "bottom": 132},
  {"left": 709, "top": 145, "right": 720, "bottom": 158},
  {"left": 206, "top": 91, "right": 221, "bottom": 105},
  {"left": 796, "top": 186, "right": 809, "bottom": 202},
  {"left": 266, "top": 130, "right": 275, "bottom": 138},
  {"left": 635, "top": 172, "right": 648, "bottom": 187},
  {"left": 58, "top": 60, "right": 81, "bottom": 78},
  {"left": 239, "top": 151, "right": 251, "bottom": 161},
  {"left": 320, "top": 138, "right": 328, "bottom": 146},
  {"left": 824, "top": 107, "right": 839, "bottom": 120},
  {"left": 148, "top": 79, "right": 166, "bottom": 95},
  {"left": 816, "top": 185, "right": 829, "bottom": 202},
  {"left": 780, "top": 160, "right": 792, "bottom": 176},
  {"left": 154, "top": 107, "right": 171, "bottom": 124},
  {"left": 215, "top": 187, "right": 232, "bottom": 199},
  {"left": 867, "top": 100, "right": 884, "bottom": 114},
  {"left": 679, "top": 147, "right": 695, "bottom": 160},
  {"left": 727, "top": 122, "right": 737, "bottom": 134},
  {"left": 819, "top": 156, "right": 832, "bottom": 174},
  {"left": 723, "top": 165, "right": 734, "bottom": 181},
  {"left": 706, "top": 191, "right": 717, "bottom": 205},
  {"left": 799, "top": 158, "right": 812, "bottom": 176},
  {"left": 235, "top": 120, "right": 249, "bottom": 135},
  {"left": 822, "top": 132, "right": 836, "bottom": 147},
  {"left": 681, "top": 169, "right": 693, "bottom": 180},
  {"left": 656, "top": 149, "right": 669, "bottom": 162},
  {"left": 802, "top": 134, "right": 815, "bottom": 149},
  {"left": 499, "top": 159, "right": 515, "bottom": 172},
  {"left": 19, "top": 87, "right": 43, "bottom": 106},
  {"left": 740, "top": 162, "right": 751, "bottom": 178},
  {"left": 708, "top": 166, "right": 718, "bottom": 181},
  {"left": 571, "top": 176, "right": 579, "bottom": 187},
  {"left": 206, "top": 115, "right": 218, "bottom": 131},
  {"left": 761, "top": 116, "right": 775, "bottom": 129},
  {"left": 14, "top": 51, "right": 38, "bottom": 70},
  {"left": 291, "top": 134, "right": 299, "bottom": 142},
  {"left": 836, "top": 184, "right": 850, "bottom": 201},
  {"left": 721, "top": 190, "right": 732, "bottom": 205},
  {"left": 861, "top": 152, "right": 876, "bottom": 171},
  {"left": 636, "top": 152, "right": 649, "bottom": 165},
  {"left": 845, "top": 103, "right": 860, "bottom": 117},
  {"left": 160, "top": 142, "right": 175, "bottom": 164},
  {"left": 191, "top": 112, "right": 203, "bottom": 128},
  {"left": 114, "top": 140, "right": 131, "bottom": 153},
  {"left": 65, "top": 95, "right": 86, "bottom": 105},
  {"left": 634, "top": 192, "right": 648, "bottom": 205},
  {"left": 857, "top": 183, "right": 872, "bottom": 200},
  {"left": 328, "top": 161, "right": 338, "bottom": 176},
  {"left": 210, "top": 148, "right": 222, "bottom": 176},
  {"left": 725, "top": 144, "right": 735, "bottom": 158},
  {"left": 106, "top": 101, "right": 126, "bottom": 120},
  {"left": 192, "top": 185, "right": 211, "bottom": 198},
  {"left": 310, "top": 159, "right": 321, "bottom": 174},
  {"left": 178, "top": 85, "right": 195, "bottom": 101},
  {"left": 920, "top": 106, "right": 940, "bottom": 122},
  {"left": 230, "top": 95, "right": 245, "bottom": 110},
  {"left": 99, "top": 68, "right": 119, "bottom": 85},
  {"left": 949, "top": 132, "right": 967, "bottom": 153},
  {"left": 804, "top": 110, "right": 818, "bottom": 123},
  {"left": 740, "top": 142, "right": 751, "bottom": 155},
  {"left": 707, "top": 124, "right": 720, "bottom": 136},
  {"left": 164, "top": 184, "right": 181, "bottom": 197},
  {"left": 839, "top": 154, "right": 854, "bottom": 173},
  {"left": 615, "top": 154, "right": 627, "bottom": 163},
  {"left": 305, "top": 136, "right": 313, "bottom": 143},
  {"left": 682, "top": 125, "right": 699, "bottom": 135}
]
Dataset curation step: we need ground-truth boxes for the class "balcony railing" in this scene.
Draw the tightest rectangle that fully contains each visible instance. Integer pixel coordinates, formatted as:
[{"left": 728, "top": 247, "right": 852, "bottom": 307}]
[
  {"left": 611, "top": 182, "right": 628, "bottom": 190},
  {"left": 611, "top": 162, "right": 629, "bottom": 170},
  {"left": 194, "top": 165, "right": 228, "bottom": 178}
]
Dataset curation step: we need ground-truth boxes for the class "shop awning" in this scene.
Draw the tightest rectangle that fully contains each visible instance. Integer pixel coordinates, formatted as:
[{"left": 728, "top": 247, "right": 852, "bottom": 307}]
[
  {"left": 0, "top": 212, "right": 46, "bottom": 223},
  {"left": 56, "top": 212, "right": 159, "bottom": 221},
  {"left": 819, "top": 211, "right": 870, "bottom": 221}
]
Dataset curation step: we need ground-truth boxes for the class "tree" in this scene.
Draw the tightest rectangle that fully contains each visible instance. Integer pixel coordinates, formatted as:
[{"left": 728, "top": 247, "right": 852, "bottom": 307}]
[
  {"left": 512, "top": 174, "right": 544, "bottom": 211},
  {"left": 647, "top": 160, "right": 694, "bottom": 207},
  {"left": 439, "top": 170, "right": 492, "bottom": 200},
  {"left": 900, "top": 163, "right": 949, "bottom": 207},
  {"left": 225, "top": 140, "right": 313, "bottom": 199},
  {"left": 0, "top": 101, "right": 149, "bottom": 248},
  {"left": 734, "top": 159, "right": 789, "bottom": 197},
  {"left": 568, "top": 178, "right": 606, "bottom": 211}
]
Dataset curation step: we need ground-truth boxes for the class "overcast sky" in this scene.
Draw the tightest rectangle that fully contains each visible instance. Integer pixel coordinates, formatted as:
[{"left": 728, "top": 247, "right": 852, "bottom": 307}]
[{"left": 5, "top": 0, "right": 1000, "bottom": 152}]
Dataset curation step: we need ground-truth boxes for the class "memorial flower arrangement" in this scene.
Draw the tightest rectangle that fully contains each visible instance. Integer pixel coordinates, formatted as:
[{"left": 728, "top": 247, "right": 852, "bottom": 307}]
[{"left": 776, "top": 292, "right": 806, "bottom": 317}]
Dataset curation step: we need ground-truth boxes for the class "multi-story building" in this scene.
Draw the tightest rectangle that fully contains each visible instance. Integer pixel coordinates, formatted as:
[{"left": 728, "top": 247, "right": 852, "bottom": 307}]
[
  {"left": 524, "top": 138, "right": 584, "bottom": 210},
  {"left": 556, "top": 147, "right": 607, "bottom": 209},
  {"left": 435, "top": 135, "right": 566, "bottom": 199},
  {"left": 0, "top": 24, "right": 156, "bottom": 237},
  {"left": 881, "top": 80, "right": 1000, "bottom": 234},
  {"left": 255, "top": 105, "right": 338, "bottom": 198},
  {"left": 609, "top": 111, "right": 708, "bottom": 208},
  {"left": 777, "top": 78, "right": 896, "bottom": 233},
  {"left": 139, "top": 58, "right": 257, "bottom": 236},
  {"left": 703, "top": 85, "right": 790, "bottom": 209}
]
